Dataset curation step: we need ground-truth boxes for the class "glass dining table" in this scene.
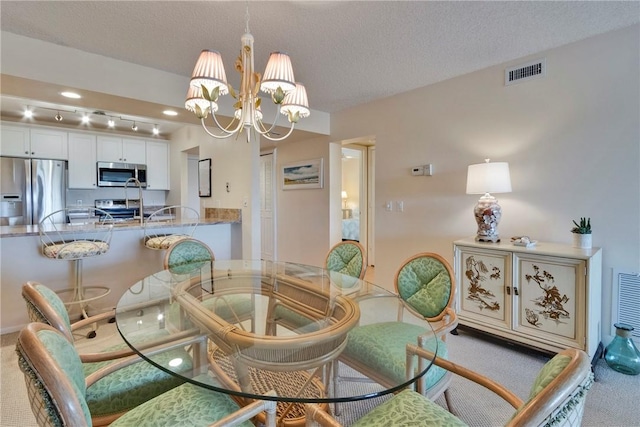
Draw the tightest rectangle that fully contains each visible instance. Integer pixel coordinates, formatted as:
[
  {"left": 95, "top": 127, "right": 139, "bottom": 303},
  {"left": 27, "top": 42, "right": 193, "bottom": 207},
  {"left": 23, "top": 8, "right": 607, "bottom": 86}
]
[{"left": 115, "top": 260, "right": 437, "bottom": 423}]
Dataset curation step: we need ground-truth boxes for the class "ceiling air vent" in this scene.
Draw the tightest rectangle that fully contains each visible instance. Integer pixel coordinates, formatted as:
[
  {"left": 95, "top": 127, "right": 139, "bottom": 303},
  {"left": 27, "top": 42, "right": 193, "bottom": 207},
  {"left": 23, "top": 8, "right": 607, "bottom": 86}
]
[{"left": 505, "top": 58, "right": 546, "bottom": 86}]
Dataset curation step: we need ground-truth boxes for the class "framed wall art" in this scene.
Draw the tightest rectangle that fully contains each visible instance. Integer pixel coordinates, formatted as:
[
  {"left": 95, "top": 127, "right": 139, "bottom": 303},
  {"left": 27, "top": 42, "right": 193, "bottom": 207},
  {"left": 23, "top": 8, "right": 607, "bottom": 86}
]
[{"left": 282, "top": 158, "right": 323, "bottom": 190}]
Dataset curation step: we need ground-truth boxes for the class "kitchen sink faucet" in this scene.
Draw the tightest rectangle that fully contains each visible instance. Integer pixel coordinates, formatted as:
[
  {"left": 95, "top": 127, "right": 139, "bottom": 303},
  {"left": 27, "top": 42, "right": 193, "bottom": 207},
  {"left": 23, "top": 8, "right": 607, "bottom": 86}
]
[{"left": 124, "top": 177, "right": 144, "bottom": 225}]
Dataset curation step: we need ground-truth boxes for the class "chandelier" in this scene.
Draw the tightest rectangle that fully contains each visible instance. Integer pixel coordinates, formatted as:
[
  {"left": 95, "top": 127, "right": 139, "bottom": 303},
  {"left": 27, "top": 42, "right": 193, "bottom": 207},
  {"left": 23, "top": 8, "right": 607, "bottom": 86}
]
[{"left": 185, "top": 5, "right": 310, "bottom": 142}]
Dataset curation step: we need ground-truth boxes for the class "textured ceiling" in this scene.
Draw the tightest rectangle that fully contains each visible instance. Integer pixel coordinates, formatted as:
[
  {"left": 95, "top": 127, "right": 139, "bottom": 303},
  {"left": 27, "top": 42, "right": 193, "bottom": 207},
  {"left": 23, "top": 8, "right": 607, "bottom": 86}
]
[{"left": 1, "top": 1, "right": 638, "bottom": 118}]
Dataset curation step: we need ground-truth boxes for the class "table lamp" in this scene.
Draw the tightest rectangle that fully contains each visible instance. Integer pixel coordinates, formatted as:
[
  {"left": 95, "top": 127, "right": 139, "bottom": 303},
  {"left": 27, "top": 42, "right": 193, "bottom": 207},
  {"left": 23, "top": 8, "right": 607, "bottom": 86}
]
[
  {"left": 341, "top": 191, "right": 348, "bottom": 209},
  {"left": 466, "top": 159, "right": 512, "bottom": 242}
]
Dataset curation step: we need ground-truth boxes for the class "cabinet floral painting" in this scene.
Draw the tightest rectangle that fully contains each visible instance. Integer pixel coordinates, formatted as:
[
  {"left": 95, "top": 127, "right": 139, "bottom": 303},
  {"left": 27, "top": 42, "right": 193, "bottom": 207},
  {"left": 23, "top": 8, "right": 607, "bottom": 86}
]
[
  {"left": 518, "top": 258, "right": 580, "bottom": 341},
  {"left": 461, "top": 253, "right": 507, "bottom": 322}
]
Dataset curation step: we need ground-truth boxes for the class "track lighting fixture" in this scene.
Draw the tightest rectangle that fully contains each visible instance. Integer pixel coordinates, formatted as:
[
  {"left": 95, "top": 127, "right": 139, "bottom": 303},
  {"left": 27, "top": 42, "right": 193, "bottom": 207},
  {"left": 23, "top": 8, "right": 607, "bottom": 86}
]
[{"left": 19, "top": 104, "right": 163, "bottom": 135}]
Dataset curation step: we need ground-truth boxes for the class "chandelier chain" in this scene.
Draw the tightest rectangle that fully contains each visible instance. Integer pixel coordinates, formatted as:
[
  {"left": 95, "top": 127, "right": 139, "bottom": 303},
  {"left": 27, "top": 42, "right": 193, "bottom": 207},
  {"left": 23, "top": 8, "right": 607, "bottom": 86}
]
[{"left": 244, "top": 1, "right": 250, "bottom": 34}]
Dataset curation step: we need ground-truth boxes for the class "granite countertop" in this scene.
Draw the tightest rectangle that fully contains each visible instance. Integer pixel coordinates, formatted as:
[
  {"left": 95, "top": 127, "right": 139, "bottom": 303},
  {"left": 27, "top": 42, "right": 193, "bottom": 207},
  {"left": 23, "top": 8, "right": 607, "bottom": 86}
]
[{"left": 1, "top": 216, "right": 241, "bottom": 238}]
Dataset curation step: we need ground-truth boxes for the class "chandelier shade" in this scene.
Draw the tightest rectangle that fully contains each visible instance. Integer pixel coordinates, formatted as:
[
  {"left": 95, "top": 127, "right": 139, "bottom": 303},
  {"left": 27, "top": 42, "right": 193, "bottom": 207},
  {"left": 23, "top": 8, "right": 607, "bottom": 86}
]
[
  {"left": 190, "top": 50, "right": 229, "bottom": 96},
  {"left": 281, "top": 83, "right": 311, "bottom": 119},
  {"left": 260, "top": 52, "right": 296, "bottom": 94},
  {"left": 185, "top": 4, "right": 310, "bottom": 142},
  {"left": 185, "top": 85, "right": 214, "bottom": 115}
]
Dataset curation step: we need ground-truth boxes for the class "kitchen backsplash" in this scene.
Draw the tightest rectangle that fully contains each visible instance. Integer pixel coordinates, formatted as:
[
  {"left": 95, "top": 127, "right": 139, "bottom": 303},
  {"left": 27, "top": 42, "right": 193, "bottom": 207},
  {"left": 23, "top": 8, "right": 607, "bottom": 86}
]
[{"left": 67, "top": 188, "right": 167, "bottom": 207}]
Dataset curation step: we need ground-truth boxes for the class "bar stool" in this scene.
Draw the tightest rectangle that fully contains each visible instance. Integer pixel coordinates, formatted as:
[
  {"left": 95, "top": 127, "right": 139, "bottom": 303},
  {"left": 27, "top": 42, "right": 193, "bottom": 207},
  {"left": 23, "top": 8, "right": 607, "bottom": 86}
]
[
  {"left": 39, "top": 207, "right": 114, "bottom": 338},
  {"left": 143, "top": 205, "right": 199, "bottom": 250}
]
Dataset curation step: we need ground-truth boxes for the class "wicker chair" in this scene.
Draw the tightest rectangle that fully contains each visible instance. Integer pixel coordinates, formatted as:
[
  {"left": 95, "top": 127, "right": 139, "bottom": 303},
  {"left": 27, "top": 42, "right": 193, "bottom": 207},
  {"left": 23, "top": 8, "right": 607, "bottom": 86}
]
[
  {"left": 307, "top": 347, "right": 594, "bottom": 427},
  {"left": 163, "top": 238, "right": 216, "bottom": 274},
  {"left": 333, "top": 252, "right": 458, "bottom": 412},
  {"left": 143, "top": 205, "right": 199, "bottom": 250},
  {"left": 21, "top": 281, "right": 200, "bottom": 426},
  {"left": 164, "top": 240, "right": 255, "bottom": 331},
  {"left": 325, "top": 240, "right": 367, "bottom": 280},
  {"left": 269, "top": 241, "right": 367, "bottom": 334},
  {"left": 39, "top": 207, "right": 114, "bottom": 337},
  {"left": 16, "top": 323, "right": 277, "bottom": 427}
]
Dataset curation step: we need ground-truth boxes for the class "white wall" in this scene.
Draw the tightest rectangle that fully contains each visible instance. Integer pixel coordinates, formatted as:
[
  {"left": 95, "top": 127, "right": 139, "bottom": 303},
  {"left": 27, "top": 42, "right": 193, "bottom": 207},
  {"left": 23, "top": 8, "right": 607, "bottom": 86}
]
[
  {"left": 169, "top": 125, "right": 260, "bottom": 259},
  {"left": 325, "top": 25, "right": 639, "bottom": 346},
  {"left": 275, "top": 135, "right": 333, "bottom": 265}
]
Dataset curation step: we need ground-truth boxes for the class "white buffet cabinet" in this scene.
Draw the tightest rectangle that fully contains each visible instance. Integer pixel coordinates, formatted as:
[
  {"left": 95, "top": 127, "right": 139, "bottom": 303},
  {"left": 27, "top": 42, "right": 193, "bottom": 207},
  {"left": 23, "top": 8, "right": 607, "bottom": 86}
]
[{"left": 453, "top": 237, "right": 602, "bottom": 361}]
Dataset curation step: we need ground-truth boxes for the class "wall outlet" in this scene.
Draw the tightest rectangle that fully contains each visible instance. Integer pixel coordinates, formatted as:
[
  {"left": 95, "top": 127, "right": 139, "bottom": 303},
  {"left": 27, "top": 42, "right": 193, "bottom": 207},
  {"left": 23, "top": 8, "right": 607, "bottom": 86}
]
[
  {"left": 385, "top": 201, "right": 393, "bottom": 211},
  {"left": 76, "top": 199, "right": 82, "bottom": 206},
  {"left": 397, "top": 201, "right": 404, "bottom": 212}
]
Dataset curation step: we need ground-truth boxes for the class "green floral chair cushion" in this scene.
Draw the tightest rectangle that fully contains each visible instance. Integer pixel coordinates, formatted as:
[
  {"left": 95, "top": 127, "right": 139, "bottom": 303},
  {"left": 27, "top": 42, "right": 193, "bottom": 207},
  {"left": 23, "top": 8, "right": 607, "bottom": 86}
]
[
  {"left": 344, "top": 322, "right": 448, "bottom": 387},
  {"left": 110, "top": 374, "right": 253, "bottom": 427},
  {"left": 326, "top": 242, "right": 364, "bottom": 280},
  {"left": 30, "top": 282, "right": 72, "bottom": 332},
  {"left": 528, "top": 354, "right": 572, "bottom": 399},
  {"left": 352, "top": 389, "right": 467, "bottom": 427},
  {"left": 43, "top": 240, "right": 109, "bottom": 260},
  {"left": 20, "top": 329, "right": 93, "bottom": 425},
  {"left": 85, "top": 342, "right": 192, "bottom": 418},
  {"left": 165, "top": 239, "right": 213, "bottom": 273},
  {"left": 397, "top": 257, "right": 452, "bottom": 318}
]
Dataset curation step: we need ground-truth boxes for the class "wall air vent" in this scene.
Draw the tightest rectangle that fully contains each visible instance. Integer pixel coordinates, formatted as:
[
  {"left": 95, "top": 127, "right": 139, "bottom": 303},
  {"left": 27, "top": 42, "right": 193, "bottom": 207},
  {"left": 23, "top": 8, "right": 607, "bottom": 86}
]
[
  {"left": 611, "top": 269, "right": 640, "bottom": 345},
  {"left": 505, "top": 58, "right": 546, "bottom": 86}
]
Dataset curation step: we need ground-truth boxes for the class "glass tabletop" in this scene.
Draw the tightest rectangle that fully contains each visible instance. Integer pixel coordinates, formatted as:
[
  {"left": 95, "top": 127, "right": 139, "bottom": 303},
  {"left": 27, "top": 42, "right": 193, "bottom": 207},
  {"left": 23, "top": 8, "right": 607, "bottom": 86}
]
[{"left": 115, "top": 260, "right": 437, "bottom": 403}]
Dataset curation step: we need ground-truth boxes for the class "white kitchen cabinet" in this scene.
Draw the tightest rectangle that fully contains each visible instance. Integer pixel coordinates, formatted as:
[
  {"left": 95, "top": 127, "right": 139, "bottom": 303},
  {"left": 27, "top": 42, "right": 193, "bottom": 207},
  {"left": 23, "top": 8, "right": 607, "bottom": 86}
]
[
  {"left": 68, "top": 133, "right": 97, "bottom": 189},
  {"left": 1, "top": 124, "right": 67, "bottom": 160},
  {"left": 145, "top": 140, "right": 170, "bottom": 190},
  {"left": 1, "top": 124, "right": 30, "bottom": 157},
  {"left": 97, "top": 136, "right": 146, "bottom": 164},
  {"left": 29, "top": 128, "right": 68, "bottom": 159},
  {"left": 453, "top": 238, "right": 602, "bottom": 361}
]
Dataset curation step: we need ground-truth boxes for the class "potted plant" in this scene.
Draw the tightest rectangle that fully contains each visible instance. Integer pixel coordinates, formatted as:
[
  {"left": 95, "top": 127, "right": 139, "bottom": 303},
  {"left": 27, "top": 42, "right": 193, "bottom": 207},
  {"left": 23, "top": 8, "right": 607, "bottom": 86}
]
[{"left": 571, "top": 217, "right": 592, "bottom": 249}]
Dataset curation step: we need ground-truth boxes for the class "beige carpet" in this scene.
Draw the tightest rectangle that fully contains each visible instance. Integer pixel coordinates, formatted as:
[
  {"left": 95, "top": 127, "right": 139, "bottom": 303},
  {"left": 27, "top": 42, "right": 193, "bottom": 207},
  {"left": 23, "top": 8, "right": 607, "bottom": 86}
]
[{"left": 2, "top": 324, "right": 639, "bottom": 426}]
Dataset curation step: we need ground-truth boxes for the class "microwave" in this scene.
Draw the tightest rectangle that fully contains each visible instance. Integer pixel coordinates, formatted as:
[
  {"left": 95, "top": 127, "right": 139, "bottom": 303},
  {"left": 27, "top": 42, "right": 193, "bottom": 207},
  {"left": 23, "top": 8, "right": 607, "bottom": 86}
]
[{"left": 97, "top": 162, "right": 147, "bottom": 187}]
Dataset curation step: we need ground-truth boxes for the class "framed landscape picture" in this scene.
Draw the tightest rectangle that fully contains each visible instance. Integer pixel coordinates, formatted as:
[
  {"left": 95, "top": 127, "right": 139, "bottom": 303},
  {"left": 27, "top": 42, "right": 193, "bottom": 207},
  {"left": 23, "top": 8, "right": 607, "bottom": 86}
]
[{"left": 282, "top": 158, "right": 323, "bottom": 190}]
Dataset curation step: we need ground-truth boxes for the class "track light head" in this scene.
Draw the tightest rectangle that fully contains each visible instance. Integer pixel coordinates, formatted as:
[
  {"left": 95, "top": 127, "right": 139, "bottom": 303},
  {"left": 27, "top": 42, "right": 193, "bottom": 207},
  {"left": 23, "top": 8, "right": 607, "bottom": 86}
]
[{"left": 55, "top": 112, "right": 63, "bottom": 121}]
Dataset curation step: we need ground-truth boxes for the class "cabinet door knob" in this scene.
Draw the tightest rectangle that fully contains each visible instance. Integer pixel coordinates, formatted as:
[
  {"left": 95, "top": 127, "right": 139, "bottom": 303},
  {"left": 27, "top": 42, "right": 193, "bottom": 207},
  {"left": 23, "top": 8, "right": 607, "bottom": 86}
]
[
  {"left": 514, "top": 287, "right": 519, "bottom": 296},
  {"left": 25, "top": 151, "right": 29, "bottom": 154},
  {"left": 506, "top": 286, "right": 511, "bottom": 295}
]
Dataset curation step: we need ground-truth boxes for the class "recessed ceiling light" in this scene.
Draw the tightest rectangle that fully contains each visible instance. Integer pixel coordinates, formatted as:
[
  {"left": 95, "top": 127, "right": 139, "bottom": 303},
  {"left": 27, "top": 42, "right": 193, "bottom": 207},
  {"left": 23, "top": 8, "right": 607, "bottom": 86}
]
[
  {"left": 163, "top": 110, "right": 178, "bottom": 116},
  {"left": 61, "top": 91, "right": 82, "bottom": 99},
  {"left": 81, "top": 114, "right": 90, "bottom": 124}
]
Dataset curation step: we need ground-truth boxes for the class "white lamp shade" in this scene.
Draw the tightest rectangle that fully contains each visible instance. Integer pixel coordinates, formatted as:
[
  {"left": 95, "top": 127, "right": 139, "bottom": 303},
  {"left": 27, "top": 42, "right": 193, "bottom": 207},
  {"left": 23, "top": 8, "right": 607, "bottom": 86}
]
[
  {"left": 185, "top": 85, "right": 216, "bottom": 114},
  {"left": 466, "top": 161, "right": 512, "bottom": 194},
  {"left": 280, "top": 83, "right": 311, "bottom": 119},
  {"left": 341, "top": 191, "right": 348, "bottom": 199},
  {"left": 260, "top": 52, "right": 296, "bottom": 94},
  {"left": 190, "top": 50, "right": 229, "bottom": 96}
]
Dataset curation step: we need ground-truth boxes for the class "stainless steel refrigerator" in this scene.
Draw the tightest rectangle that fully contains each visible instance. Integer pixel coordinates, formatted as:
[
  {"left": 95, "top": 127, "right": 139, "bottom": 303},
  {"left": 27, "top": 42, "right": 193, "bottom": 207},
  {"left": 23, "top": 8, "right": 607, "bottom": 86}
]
[{"left": 0, "top": 157, "right": 66, "bottom": 225}]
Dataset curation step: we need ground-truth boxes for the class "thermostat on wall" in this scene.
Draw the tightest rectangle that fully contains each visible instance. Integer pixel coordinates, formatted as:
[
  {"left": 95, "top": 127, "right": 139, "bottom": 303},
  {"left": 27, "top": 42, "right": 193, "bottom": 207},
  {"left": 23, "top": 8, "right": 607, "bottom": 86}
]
[{"left": 411, "top": 164, "right": 433, "bottom": 176}]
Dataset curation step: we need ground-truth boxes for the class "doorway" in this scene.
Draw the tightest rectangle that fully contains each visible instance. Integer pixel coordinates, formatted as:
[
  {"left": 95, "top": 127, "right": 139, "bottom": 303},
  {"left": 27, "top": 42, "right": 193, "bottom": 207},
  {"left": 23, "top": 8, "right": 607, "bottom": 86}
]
[
  {"left": 341, "top": 142, "right": 375, "bottom": 266},
  {"left": 260, "top": 151, "right": 276, "bottom": 261}
]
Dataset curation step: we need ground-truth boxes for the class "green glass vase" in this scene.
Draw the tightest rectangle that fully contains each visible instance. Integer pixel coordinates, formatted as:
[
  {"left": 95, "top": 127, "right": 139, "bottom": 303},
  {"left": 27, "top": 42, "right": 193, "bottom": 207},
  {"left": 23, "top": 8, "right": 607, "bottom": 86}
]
[{"left": 604, "top": 323, "right": 640, "bottom": 375}]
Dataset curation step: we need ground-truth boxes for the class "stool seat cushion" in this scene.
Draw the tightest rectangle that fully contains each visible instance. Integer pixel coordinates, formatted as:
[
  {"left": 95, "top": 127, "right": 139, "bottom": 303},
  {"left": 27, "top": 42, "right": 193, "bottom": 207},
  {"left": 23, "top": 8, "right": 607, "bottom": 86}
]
[
  {"left": 43, "top": 241, "right": 109, "bottom": 260},
  {"left": 145, "top": 234, "right": 189, "bottom": 250},
  {"left": 108, "top": 374, "right": 253, "bottom": 427},
  {"left": 352, "top": 389, "right": 467, "bottom": 427}
]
